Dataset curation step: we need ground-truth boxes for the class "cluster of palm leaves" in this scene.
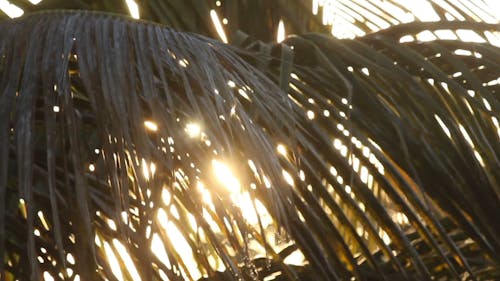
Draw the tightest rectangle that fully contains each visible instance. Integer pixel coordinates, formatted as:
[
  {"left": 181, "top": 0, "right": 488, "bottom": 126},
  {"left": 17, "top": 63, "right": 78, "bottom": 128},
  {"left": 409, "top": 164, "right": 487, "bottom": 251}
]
[{"left": 0, "top": 1, "right": 499, "bottom": 280}]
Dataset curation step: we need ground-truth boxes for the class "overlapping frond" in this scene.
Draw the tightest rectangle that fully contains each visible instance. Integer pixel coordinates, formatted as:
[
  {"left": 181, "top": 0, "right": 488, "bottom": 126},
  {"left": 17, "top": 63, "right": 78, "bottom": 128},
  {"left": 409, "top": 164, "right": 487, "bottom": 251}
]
[{"left": 0, "top": 9, "right": 499, "bottom": 281}]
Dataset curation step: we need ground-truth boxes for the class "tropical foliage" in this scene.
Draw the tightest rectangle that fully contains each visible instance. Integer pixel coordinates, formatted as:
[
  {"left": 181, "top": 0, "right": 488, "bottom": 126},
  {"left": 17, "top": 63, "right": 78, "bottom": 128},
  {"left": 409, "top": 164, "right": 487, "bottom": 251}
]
[{"left": 0, "top": 1, "right": 499, "bottom": 281}]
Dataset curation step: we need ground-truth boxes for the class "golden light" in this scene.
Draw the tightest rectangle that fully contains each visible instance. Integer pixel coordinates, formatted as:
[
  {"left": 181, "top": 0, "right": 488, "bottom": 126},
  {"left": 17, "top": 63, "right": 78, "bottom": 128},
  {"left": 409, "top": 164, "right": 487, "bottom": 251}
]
[
  {"left": 125, "top": 0, "right": 140, "bottom": 19},
  {"left": 277, "top": 19, "right": 285, "bottom": 43},
  {"left": 380, "top": 230, "right": 392, "bottom": 245},
  {"left": 151, "top": 233, "right": 172, "bottom": 269},
  {"left": 37, "top": 211, "right": 50, "bottom": 230},
  {"left": 185, "top": 122, "right": 201, "bottom": 138},
  {"left": 19, "top": 198, "right": 27, "bottom": 219},
  {"left": 103, "top": 241, "right": 124, "bottom": 281},
  {"left": 113, "top": 239, "right": 142, "bottom": 281},
  {"left": 163, "top": 221, "right": 201, "bottom": 280},
  {"left": 234, "top": 192, "right": 258, "bottom": 224},
  {"left": 144, "top": 120, "right": 158, "bottom": 131},
  {"left": 233, "top": 192, "right": 273, "bottom": 226},
  {"left": 210, "top": 9, "right": 228, "bottom": 43},
  {"left": 212, "top": 159, "right": 241, "bottom": 193}
]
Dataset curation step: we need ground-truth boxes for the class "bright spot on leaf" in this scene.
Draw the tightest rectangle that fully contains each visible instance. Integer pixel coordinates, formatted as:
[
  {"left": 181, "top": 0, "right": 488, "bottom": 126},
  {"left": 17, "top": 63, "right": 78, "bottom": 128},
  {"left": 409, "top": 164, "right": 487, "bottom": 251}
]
[
  {"left": 144, "top": 120, "right": 158, "bottom": 131},
  {"left": 282, "top": 170, "right": 295, "bottom": 186},
  {"left": 381, "top": 231, "right": 391, "bottom": 245},
  {"left": 277, "top": 19, "right": 285, "bottom": 43},
  {"left": 19, "top": 198, "right": 27, "bottom": 219},
  {"left": 474, "top": 150, "right": 485, "bottom": 167},
  {"left": 459, "top": 124, "right": 475, "bottom": 148},
  {"left": 212, "top": 160, "right": 240, "bottom": 193},
  {"left": 38, "top": 211, "right": 50, "bottom": 230},
  {"left": 185, "top": 123, "right": 201, "bottom": 138},
  {"left": 434, "top": 114, "right": 451, "bottom": 139}
]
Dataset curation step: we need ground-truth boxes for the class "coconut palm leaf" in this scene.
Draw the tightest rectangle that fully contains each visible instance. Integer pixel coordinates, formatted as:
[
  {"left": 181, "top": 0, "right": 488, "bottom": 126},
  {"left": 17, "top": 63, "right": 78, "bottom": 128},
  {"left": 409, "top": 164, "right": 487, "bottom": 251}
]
[
  {"left": 0, "top": 5, "right": 499, "bottom": 281},
  {"left": 4, "top": 1, "right": 499, "bottom": 41}
]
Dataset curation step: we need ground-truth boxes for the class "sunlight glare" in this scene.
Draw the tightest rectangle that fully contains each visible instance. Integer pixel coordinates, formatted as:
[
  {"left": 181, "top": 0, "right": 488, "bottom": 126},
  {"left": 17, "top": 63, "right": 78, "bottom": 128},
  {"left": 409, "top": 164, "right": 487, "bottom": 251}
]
[
  {"left": 103, "top": 241, "right": 124, "bottom": 281},
  {"left": 113, "top": 239, "right": 142, "bottom": 281},
  {"left": 282, "top": 170, "right": 295, "bottom": 186},
  {"left": 0, "top": 0, "right": 23, "bottom": 18},
  {"left": 125, "top": 0, "right": 140, "bottom": 19},
  {"left": 283, "top": 249, "right": 307, "bottom": 266},
  {"left": 162, "top": 188, "right": 171, "bottom": 205},
  {"left": 277, "top": 144, "right": 287, "bottom": 157},
  {"left": 43, "top": 271, "right": 55, "bottom": 281},
  {"left": 164, "top": 221, "right": 201, "bottom": 280},
  {"left": 144, "top": 120, "right": 158, "bottom": 131},
  {"left": 212, "top": 159, "right": 240, "bottom": 193},
  {"left": 185, "top": 122, "right": 201, "bottom": 138},
  {"left": 151, "top": 233, "right": 172, "bottom": 269},
  {"left": 434, "top": 115, "right": 452, "bottom": 139},
  {"left": 37, "top": 211, "right": 50, "bottom": 230},
  {"left": 66, "top": 253, "right": 75, "bottom": 265},
  {"left": 210, "top": 9, "right": 228, "bottom": 43},
  {"left": 277, "top": 19, "right": 285, "bottom": 43}
]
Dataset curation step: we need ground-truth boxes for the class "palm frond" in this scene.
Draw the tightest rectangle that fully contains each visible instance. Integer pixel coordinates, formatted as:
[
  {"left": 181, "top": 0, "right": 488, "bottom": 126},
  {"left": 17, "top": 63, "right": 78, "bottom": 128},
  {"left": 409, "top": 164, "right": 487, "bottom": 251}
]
[{"left": 0, "top": 9, "right": 499, "bottom": 281}]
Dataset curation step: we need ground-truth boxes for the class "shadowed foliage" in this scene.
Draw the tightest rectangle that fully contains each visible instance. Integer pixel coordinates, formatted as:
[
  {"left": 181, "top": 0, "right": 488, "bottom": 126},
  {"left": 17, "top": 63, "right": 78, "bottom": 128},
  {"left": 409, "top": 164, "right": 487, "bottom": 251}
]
[{"left": 0, "top": 1, "right": 499, "bottom": 281}]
